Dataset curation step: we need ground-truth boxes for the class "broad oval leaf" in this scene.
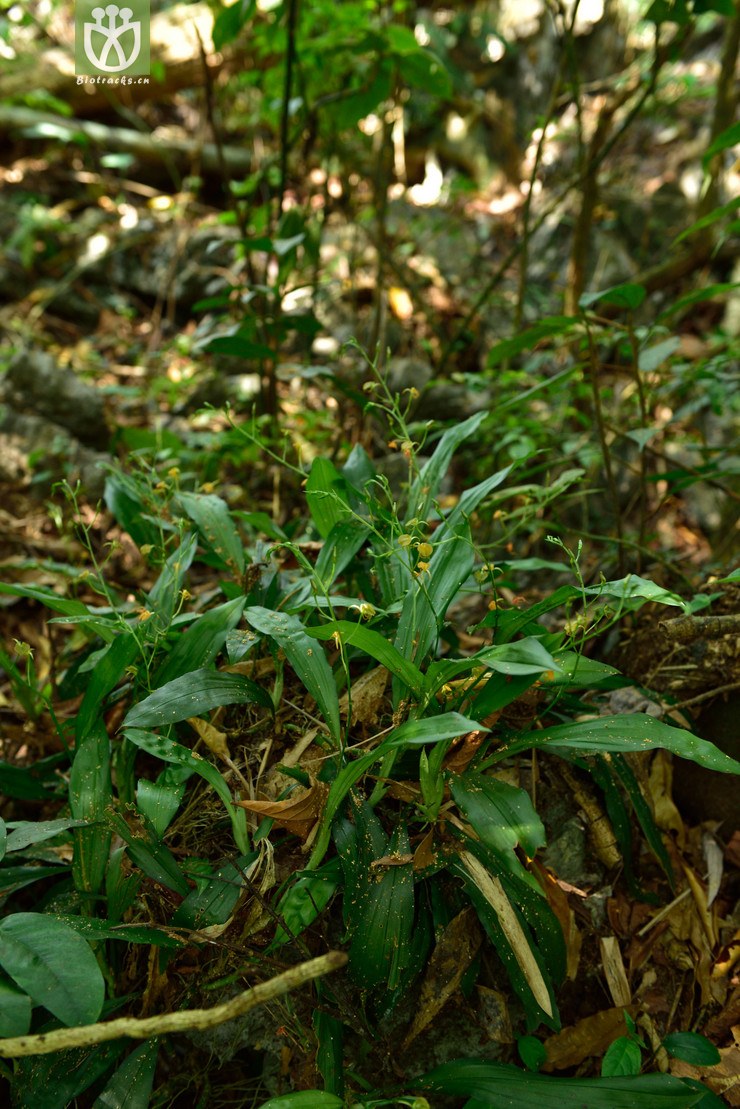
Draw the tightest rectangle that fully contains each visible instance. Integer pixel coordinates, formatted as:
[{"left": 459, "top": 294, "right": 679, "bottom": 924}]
[
  {"left": 601, "top": 1036, "right": 643, "bottom": 1076},
  {"left": 123, "top": 668, "right": 272, "bottom": 730},
  {"left": 175, "top": 492, "right": 245, "bottom": 575},
  {"left": 663, "top": 1031, "right": 721, "bottom": 1066},
  {"left": 0, "top": 912, "right": 105, "bottom": 1026}
]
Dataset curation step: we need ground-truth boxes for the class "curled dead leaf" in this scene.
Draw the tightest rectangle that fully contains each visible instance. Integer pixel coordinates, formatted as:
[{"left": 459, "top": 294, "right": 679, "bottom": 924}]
[{"left": 237, "top": 778, "right": 328, "bottom": 840}]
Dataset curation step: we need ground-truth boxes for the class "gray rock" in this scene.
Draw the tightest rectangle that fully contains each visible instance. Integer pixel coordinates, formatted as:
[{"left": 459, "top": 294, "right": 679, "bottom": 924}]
[
  {"left": 0, "top": 410, "right": 107, "bottom": 498},
  {"left": 3, "top": 349, "right": 108, "bottom": 449}
]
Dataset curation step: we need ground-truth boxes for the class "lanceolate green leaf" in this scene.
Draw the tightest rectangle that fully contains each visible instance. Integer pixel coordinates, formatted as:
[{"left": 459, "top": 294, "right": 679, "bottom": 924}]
[
  {"left": 393, "top": 523, "right": 473, "bottom": 701},
  {"left": 70, "top": 722, "right": 112, "bottom": 896},
  {"left": 307, "top": 621, "right": 424, "bottom": 697},
  {"left": 175, "top": 492, "right": 245, "bottom": 575},
  {"left": 0, "top": 912, "right": 105, "bottom": 1027},
  {"left": 3, "top": 818, "right": 88, "bottom": 853},
  {"left": 245, "top": 607, "right": 341, "bottom": 744},
  {"left": 122, "top": 728, "right": 248, "bottom": 854},
  {"left": 407, "top": 411, "right": 486, "bottom": 522},
  {"left": 387, "top": 712, "right": 486, "bottom": 747},
  {"left": 153, "top": 597, "right": 246, "bottom": 688},
  {"left": 76, "top": 630, "right": 140, "bottom": 742},
  {"left": 123, "top": 668, "right": 272, "bottom": 729},
  {"left": 147, "top": 533, "right": 198, "bottom": 625},
  {"left": 436, "top": 464, "right": 513, "bottom": 537},
  {"left": 449, "top": 773, "right": 546, "bottom": 893},
  {"left": 271, "top": 859, "right": 342, "bottom": 948},
  {"left": 305, "top": 457, "right": 351, "bottom": 539},
  {"left": 499, "top": 713, "right": 740, "bottom": 774},
  {"left": 421, "top": 1060, "right": 703, "bottom": 1108},
  {"left": 92, "top": 1040, "right": 159, "bottom": 1109}
]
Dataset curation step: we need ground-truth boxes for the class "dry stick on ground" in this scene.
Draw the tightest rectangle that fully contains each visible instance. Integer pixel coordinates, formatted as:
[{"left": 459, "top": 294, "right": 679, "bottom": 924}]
[{"left": 0, "top": 951, "right": 347, "bottom": 1058}]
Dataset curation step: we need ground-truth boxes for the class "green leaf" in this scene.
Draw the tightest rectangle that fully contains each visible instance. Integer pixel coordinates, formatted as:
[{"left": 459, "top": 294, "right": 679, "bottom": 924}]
[
  {"left": 479, "top": 638, "right": 561, "bottom": 677},
  {"left": 258, "top": 1094, "right": 343, "bottom": 1109},
  {"left": 703, "top": 120, "right": 740, "bottom": 166},
  {"left": 663, "top": 1032, "right": 721, "bottom": 1066},
  {"left": 394, "top": 523, "right": 473, "bottom": 693},
  {"left": 336, "top": 810, "right": 414, "bottom": 992},
  {"left": 105, "top": 807, "right": 190, "bottom": 897},
  {"left": 487, "top": 317, "right": 578, "bottom": 367},
  {"left": 0, "top": 582, "right": 92, "bottom": 620},
  {"left": 123, "top": 667, "right": 272, "bottom": 729},
  {"left": 518, "top": 1035, "right": 547, "bottom": 1072},
  {"left": 93, "top": 1041, "right": 159, "bottom": 1109},
  {"left": 504, "top": 713, "right": 740, "bottom": 774},
  {"left": 0, "top": 976, "right": 32, "bottom": 1037},
  {"left": 638, "top": 337, "right": 681, "bottom": 372},
  {"left": 136, "top": 765, "right": 192, "bottom": 838},
  {"left": 401, "top": 49, "right": 453, "bottom": 96},
  {"left": 408, "top": 413, "right": 486, "bottom": 522},
  {"left": 305, "top": 458, "right": 352, "bottom": 539},
  {"left": 437, "top": 464, "right": 513, "bottom": 536},
  {"left": 584, "top": 574, "right": 685, "bottom": 610},
  {"left": 153, "top": 594, "right": 246, "bottom": 687},
  {"left": 0, "top": 912, "right": 105, "bottom": 1026},
  {"left": 122, "top": 728, "right": 248, "bottom": 854},
  {"left": 3, "top": 818, "right": 88, "bottom": 853},
  {"left": 0, "top": 755, "right": 64, "bottom": 801},
  {"left": 449, "top": 773, "right": 546, "bottom": 892},
  {"left": 314, "top": 520, "right": 370, "bottom": 586},
  {"left": 13, "top": 1043, "right": 124, "bottom": 1109},
  {"left": 549, "top": 653, "right": 622, "bottom": 688},
  {"left": 175, "top": 493, "right": 245, "bottom": 575},
  {"left": 271, "top": 860, "right": 342, "bottom": 948},
  {"left": 580, "top": 283, "right": 646, "bottom": 311},
  {"left": 388, "top": 712, "right": 486, "bottom": 747},
  {"left": 70, "top": 723, "right": 112, "bottom": 895},
  {"left": 147, "top": 533, "right": 198, "bottom": 624},
  {"left": 602, "top": 1036, "right": 643, "bottom": 1076},
  {"left": 212, "top": 0, "right": 256, "bottom": 51},
  {"left": 306, "top": 621, "right": 424, "bottom": 697},
  {"left": 172, "top": 853, "right": 257, "bottom": 931},
  {"left": 47, "top": 914, "right": 183, "bottom": 948},
  {"left": 422, "top": 1059, "right": 704, "bottom": 1107},
  {"left": 245, "top": 607, "right": 341, "bottom": 743},
  {"left": 76, "top": 630, "right": 140, "bottom": 743},
  {"left": 314, "top": 1010, "right": 344, "bottom": 1097}
]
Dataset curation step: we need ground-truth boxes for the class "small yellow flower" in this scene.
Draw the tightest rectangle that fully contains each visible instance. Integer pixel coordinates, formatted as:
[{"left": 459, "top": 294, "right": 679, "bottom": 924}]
[
  {"left": 137, "top": 609, "right": 153, "bottom": 622},
  {"left": 405, "top": 386, "right": 420, "bottom": 399},
  {"left": 139, "top": 544, "right": 153, "bottom": 557},
  {"left": 201, "top": 482, "right": 216, "bottom": 494},
  {"left": 180, "top": 589, "right": 192, "bottom": 601},
  {"left": 357, "top": 602, "right": 376, "bottom": 620},
  {"left": 167, "top": 467, "right": 180, "bottom": 479},
  {"left": 416, "top": 560, "right": 430, "bottom": 573},
  {"left": 398, "top": 533, "right": 413, "bottom": 548},
  {"left": 417, "top": 541, "right": 433, "bottom": 560}
]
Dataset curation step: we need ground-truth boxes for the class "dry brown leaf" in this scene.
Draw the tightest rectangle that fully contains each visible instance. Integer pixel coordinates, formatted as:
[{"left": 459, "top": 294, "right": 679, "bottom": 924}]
[
  {"left": 188, "top": 716, "right": 230, "bottom": 762},
  {"left": 237, "top": 778, "right": 328, "bottom": 840},
  {"left": 542, "top": 1006, "right": 637, "bottom": 1072},
  {"left": 413, "top": 828, "right": 437, "bottom": 871},
  {"left": 443, "top": 729, "right": 488, "bottom": 774},
  {"left": 339, "top": 667, "right": 388, "bottom": 726},
  {"left": 648, "top": 749, "right": 685, "bottom": 848},
  {"left": 402, "top": 908, "right": 483, "bottom": 1048},
  {"left": 530, "top": 860, "right": 581, "bottom": 980}
]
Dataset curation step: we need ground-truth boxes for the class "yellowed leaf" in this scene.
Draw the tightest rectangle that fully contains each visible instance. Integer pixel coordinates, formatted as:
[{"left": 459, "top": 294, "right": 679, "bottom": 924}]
[
  {"left": 460, "top": 850, "right": 553, "bottom": 1018},
  {"left": 188, "top": 716, "right": 230, "bottom": 762}
]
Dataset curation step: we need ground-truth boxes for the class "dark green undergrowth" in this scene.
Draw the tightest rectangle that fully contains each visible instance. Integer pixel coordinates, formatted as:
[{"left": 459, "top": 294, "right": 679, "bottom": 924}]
[{"left": 0, "top": 360, "right": 737, "bottom": 1108}]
